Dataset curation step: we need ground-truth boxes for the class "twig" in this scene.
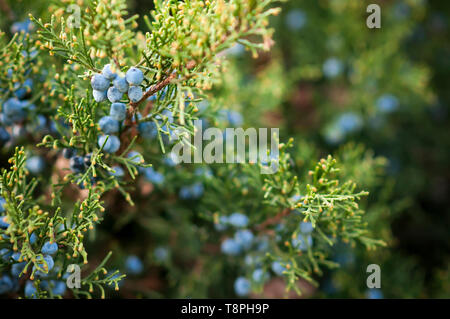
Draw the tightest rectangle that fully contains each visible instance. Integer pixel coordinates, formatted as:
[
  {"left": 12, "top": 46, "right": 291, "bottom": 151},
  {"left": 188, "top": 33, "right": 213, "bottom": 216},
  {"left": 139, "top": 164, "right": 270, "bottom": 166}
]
[
  {"left": 255, "top": 208, "right": 291, "bottom": 232},
  {"left": 116, "top": 60, "right": 197, "bottom": 154}
]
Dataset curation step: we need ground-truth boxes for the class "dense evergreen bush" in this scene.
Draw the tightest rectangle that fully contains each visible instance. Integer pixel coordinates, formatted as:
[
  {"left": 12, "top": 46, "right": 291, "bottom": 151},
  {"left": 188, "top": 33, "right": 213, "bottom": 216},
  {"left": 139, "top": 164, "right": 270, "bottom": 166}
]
[{"left": 0, "top": 0, "right": 448, "bottom": 299}]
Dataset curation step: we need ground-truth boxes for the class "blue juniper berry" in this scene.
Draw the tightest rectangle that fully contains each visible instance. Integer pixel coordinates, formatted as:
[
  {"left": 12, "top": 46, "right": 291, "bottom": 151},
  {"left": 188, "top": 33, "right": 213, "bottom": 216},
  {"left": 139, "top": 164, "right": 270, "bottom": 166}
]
[{"left": 125, "top": 67, "right": 144, "bottom": 86}]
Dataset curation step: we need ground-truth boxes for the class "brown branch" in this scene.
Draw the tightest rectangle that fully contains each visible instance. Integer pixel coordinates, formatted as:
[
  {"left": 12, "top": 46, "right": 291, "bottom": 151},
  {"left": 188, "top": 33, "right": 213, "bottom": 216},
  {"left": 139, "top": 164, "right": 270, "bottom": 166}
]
[
  {"left": 129, "top": 60, "right": 196, "bottom": 109},
  {"left": 255, "top": 208, "right": 291, "bottom": 232},
  {"left": 116, "top": 60, "right": 197, "bottom": 154}
]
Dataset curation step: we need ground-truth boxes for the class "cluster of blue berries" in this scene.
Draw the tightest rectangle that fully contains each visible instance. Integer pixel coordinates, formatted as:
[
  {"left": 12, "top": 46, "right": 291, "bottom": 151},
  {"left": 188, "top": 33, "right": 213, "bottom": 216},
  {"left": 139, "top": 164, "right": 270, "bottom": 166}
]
[
  {"left": 0, "top": 37, "right": 57, "bottom": 149},
  {"left": 291, "top": 221, "right": 314, "bottom": 251},
  {"left": 0, "top": 19, "right": 43, "bottom": 147},
  {"left": 97, "top": 102, "right": 127, "bottom": 153},
  {"left": 91, "top": 64, "right": 144, "bottom": 104},
  {"left": 215, "top": 209, "right": 315, "bottom": 296},
  {"left": 11, "top": 19, "right": 33, "bottom": 34},
  {"left": 0, "top": 70, "right": 37, "bottom": 146},
  {"left": 64, "top": 148, "right": 95, "bottom": 184},
  {"left": 91, "top": 64, "right": 145, "bottom": 154},
  {"left": 179, "top": 182, "right": 204, "bottom": 200},
  {"left": 218, "top": 213, "right": 257, "bottom": 258},
  {"left": 0, "top": 200, "right": 64, "bottom": 297},
  {"left": 142, "top": 166, "right": 164, "bottom": 185}
]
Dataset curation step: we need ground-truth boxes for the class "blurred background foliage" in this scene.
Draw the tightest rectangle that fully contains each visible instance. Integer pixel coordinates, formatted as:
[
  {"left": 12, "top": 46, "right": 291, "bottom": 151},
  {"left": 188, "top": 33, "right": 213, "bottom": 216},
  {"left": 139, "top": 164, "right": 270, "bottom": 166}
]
[
  {"left": 1, "top": 0, "right": 449, "bottom": 298},
  {"left": 211, "top": 0, "right": 449, "bottom": 298}
]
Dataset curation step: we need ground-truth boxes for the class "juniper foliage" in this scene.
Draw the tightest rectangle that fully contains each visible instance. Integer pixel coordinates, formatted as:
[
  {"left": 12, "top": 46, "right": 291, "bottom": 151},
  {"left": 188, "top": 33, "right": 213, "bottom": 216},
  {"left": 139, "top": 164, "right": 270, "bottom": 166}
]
[{"left": 0, "top": 0, "right": 387, "bottom": 298}]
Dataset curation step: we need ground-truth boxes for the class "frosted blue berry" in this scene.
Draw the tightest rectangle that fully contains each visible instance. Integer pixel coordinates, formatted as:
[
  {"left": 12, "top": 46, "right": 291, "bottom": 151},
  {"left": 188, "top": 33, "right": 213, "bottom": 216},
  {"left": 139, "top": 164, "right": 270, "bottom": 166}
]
[
  {"left": 0, "top": 248, "right": 12, "bottom": 262},
  {"left": 214, "top": 216, "right": 228, "bottom": 231},
  {"left": 84, "top": 153, "right": 93, "bottom": 166},
  {"left": 252, "top": 268, "right": 268, "bottom": 282},
  {"left": 69, "top": 156, "right": 86, "bottom": 173},
  {"left": 156, "top": 109, "right": 174, "bottom": 124},
  {"left": 127, "top": 151, "right": 144, "bottom": 165},
  {"left": 0, "top": 215, "right": 10, "bottom": 229},
  {"left": 91, "top": 74, "right": 109, "bottom": 91},
  {"left": 234, "top": 229, "right": 254, "bottom": 250},
  {"left": 41, "top": 241, "right": 58, "bottom": 255},
  {"left": 179, "top": 186, "right": 190, "bottom": 199},
  {"left": 366, "top": 289, "right": 383, "bottom": 299},
  {"left": 14, "top": 85, "right": 28, "bottom": 100},
  {"left": 107, "top": 270, "right": 124, "bottom": 288},
  {"left": 3, "top": 98, "right": 25, "bottom": 123},
  {"left": 11, "top": 262, "right": 26, "bottom": 277},
  {"left": 323, "top": 123, "right": 345, "bottom": 145},
  {"left": 257, "top": 237, "right": 270, "bottom": 252},
  {"left": 164, "top": 153, "right": 179, "bottom": 166},
  {"left": 109, "top": 166, "right": 125, "bottom": 178},
  {"left": 323, "top": 57, "right": 343, "bottom": 78},
  {"left": 24, "top": 281, "right": 37, "bottom": 298},
  {"left": 138, "top": 121, "right": 157, "bottom": 139},
  {"left": 125, "top": 255, "right": 144, "bottom": 275},
  {"left": 291, "top": 234, "right": 313, "bottom": 251},
  {"left": 102, "top": 64, "right": 117, "bottom": 80},
  {"left": 128, "top": 86, "right": 143, "bottom": 103},
  {"left": 286, "top": 9, "right": 307, "bottom": 30},
  {"left": 0, "top": 275, "right": 14, "bottom": 294},
  {"left": 113, "top": 76, "right": 129, "bottom": 93},
  {"left": 30, "top": 232, "right": 38, "bottom": 244},
  {"left": 334, "top": 251, "right": 355, "bottom": 266},
  {"left": 336, "top": 112, "right": 363, "bottom": 133},
  {"left": 40, "top": 280, "right": 50, "bottom": 290},
  {"left": 271, "top": 261, "right": 286, "bottom": 276},
  {"left": 99, "top": 116, "right": 119, "bottom": 134},
  {"left": 110, "top": 103, "right": 127, "bottom": 121},
  {"left": 107, "top": 86, "right": 123, "bottom": 103},
  {"left": 26, "top": 156, "right": 45, "bottom": 174},
  {"left": 62, "top": 148, "right": 76, "bottom": 159},
  {"left": 234, "top": 277, "right": 250, "bottom": 296},
  {"left": 125, "top": 67, "right": 144, "bottom": 86},
  {"left": 143, "top": 167, "right": 164, "bottom": 185},
  {"left": 179, "top": 183, "right": 204, "bottom": 199},
  {"left": 376, "top": 94, "right": 399, "bottom": 113},
  {"left": 36, "top": 255, "right": 55, "bottom": 272},
  {"left": 51, "top": 280, "right": 66, "bottom": 296},
  {"left": 299, "top": 222, "right": 314, "bottom": 234},
  {"left": 10, "top": 19, "right": 33, "bottom": 34},
  {"left": 0, "top": 113, "right": 13, "bottom": 126},
  {"left": 221, "top": 238, "right": 242, "bottom": 256},
  {"left": 190, "top": 182, "right": 204, "bottom": 198},
  {"left": 228, "top": 212, "right": 249, "bottom": 228},
  {"left": 98, "top": 135, "right": 120, "bottom": 153},
  {"left": 93, "top": 89, "right": 107, "bottom": 102},
  {"left": 11, "top": 252, "right": 22, "bottom": 261}
]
